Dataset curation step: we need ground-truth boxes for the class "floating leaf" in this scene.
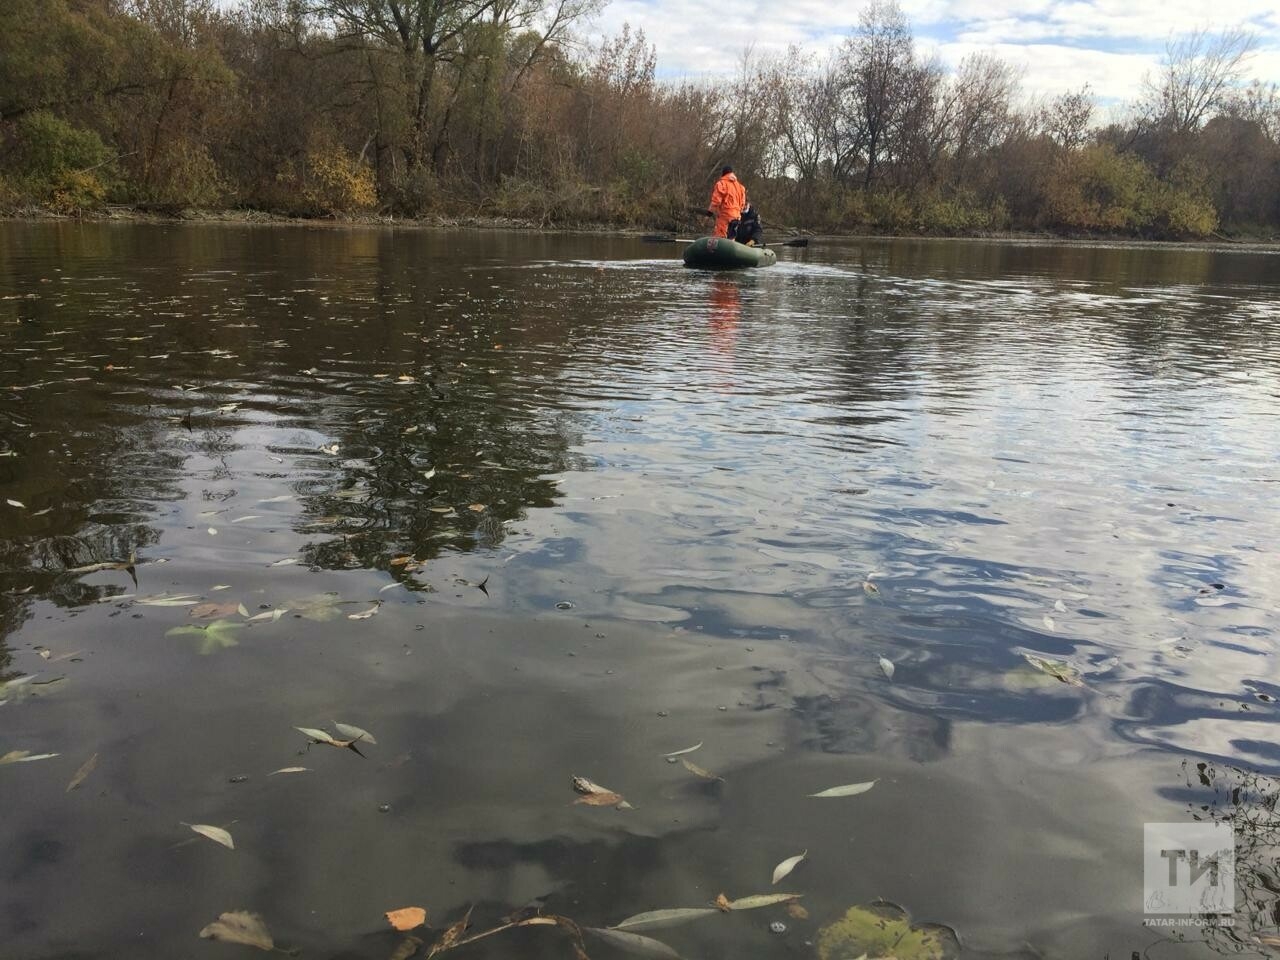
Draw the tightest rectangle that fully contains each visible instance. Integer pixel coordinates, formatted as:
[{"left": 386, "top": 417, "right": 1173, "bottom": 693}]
[
  {"left": 661, "top": 742, "right": 702, "bottom": 758},
  {"left": 572, "top": 775, "right": 631, "bottom": 809},
  {"left": 815, "top": 900, "right": 960, "bottom": 960},
  {"left": 138, "top": 593, "right": 202, "bottom": 606},
  {"left": 257, "top": 495, "right": 293, "bottom": 504},
  {"left": 1022, "top": 653, "right": 1084, "bottom": 687},
  {"left": 334, "top": 722, "right": 377, "bottom": 744},
  {"left": 7, "top": 499, "right": 25, "bottom": 508},
  {"left": 772, "top": 850, "right": 807, "bottom": 885},
  {"left": 295, "top": 725, "right": 364, "bottom": 753},
  {"left": 207, "top": 527, "right": 218, "bottom": 536},
  {"left": 199, "top": 910, "right": 274, "bottom": 951},
  {"left": 66, "top": 753, "right": 98, "bottom": 792},
  {"left": 612, "top": 908, "right": 719, "bottom": 932},
  {"left": 246, "top": 608, "right": 287, "bottom": 623},
  {"left": 810, "top": 780, "right": 878, "bottom": 798},
  {"left": 879, "top": 657, "right": 895, "bottom": 680},
  {"left": 576, "top": 791, "right": 627, "bottom": 806},
  {"left": 190, "top": 601, "right": 240, "bottom": 620},
  {"left": 586, "top": 927, "right": 682, "bottom": 960},
  {"left": 1042, "top": 615, "right": 1056, "bottom": 631},
  {"left": 427, "top": 907, "right": 473, "bottom": 958},
  {"left": 681, "top": 759, "right": 723, "bottom": 782},
  {"left": 231, "top": 515, "right": 262, "bottom": 523},
  {"left": 286, "top": 593, "right": 342, "bottom": 621},
  {"left": 296, "top": 726, "right": 339, "bottom": 745},
  {"left": 0, "top": 750, "right": 59, "bottom": 765},
  {"left": 862, "top": 580, "right": 880, "bottom": 597},
  {"left": 348, "top": 604, "right": 380, "bottom": 620},
  {"left": 69, "top": 558, "right": 136, "bottom": 576},
  {"left": 270, "top": 557, "right": 299, "bottom": 567},
  {"left": 572, "top": 776, "right": 611, "bottom": 795},
  {"left": 787, "top": 903, "right": 810, "bottom": 920},
  {"left": 1053, "top": 599, "right": 1067, "bottom": 613},
  {"left": 167, "top": 620, "right": 244, "bottom": 654},
  {"left": 269, "top": 767, "right": 309, "bottom": 775},
  {"left": 468, "top": 504, "right": 486, "bottom": 512},
  {"left": 722, "top": 893, "right": 803, "bottom": 911},
  {"left": 189, "top": 824, "right": 235, "bottom": 849},
  {"left": 386, "top": 907, "right": 428, "bottom": 931},
  {"left": 422, "top": 468, "right": 437, "bottom": 480}
]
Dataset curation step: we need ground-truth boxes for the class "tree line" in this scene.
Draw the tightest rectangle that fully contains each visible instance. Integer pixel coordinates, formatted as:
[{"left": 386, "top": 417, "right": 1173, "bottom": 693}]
[{"left": 2, "top": 0, "right": 1278, "bottom": 238}]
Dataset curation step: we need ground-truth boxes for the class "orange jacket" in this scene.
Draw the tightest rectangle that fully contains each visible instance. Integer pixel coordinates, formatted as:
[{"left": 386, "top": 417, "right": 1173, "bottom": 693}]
[{"left": 708, "top": 172, "right": 746, "bottom": 220}]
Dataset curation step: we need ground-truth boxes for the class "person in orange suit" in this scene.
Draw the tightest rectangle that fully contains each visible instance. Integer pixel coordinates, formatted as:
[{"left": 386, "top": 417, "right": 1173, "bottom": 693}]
[{"left": 705, "top": 165, "right": 747, "bottom": 239}]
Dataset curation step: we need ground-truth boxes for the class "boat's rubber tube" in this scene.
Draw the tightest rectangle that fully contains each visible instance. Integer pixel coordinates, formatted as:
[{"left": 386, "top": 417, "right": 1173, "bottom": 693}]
[{"left": 682, "top": 236, "right": 778, "bottom": 269}]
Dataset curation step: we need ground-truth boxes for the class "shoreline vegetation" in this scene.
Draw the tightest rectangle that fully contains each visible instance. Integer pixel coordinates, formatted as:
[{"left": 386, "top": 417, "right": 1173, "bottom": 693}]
[
  {"left": 3, "top": 2, "right": 1279, "bottom": 243},
  {"left": 6, "top": 204, "right": 1279, "bottom": 251}
]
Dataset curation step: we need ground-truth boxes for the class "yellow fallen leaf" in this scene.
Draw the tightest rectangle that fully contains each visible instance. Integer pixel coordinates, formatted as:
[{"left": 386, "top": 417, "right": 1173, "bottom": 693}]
[{"left": 386, "top": 907, "right": 428, "bottom": 931}]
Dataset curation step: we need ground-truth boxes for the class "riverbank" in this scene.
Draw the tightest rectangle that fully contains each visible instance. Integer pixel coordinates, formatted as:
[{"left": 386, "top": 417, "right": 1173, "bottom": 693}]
[{"left": 4, "top": 203, "right": 1279, "bottom": 250}]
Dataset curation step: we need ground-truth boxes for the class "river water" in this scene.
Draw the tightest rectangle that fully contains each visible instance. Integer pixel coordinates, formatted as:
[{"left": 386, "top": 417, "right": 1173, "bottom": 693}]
[{"left": 1, "top": 222, "right": 1279, "bottom": 959}]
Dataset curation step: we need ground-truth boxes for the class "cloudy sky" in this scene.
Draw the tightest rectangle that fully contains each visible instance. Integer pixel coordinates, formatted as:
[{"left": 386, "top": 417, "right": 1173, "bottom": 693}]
[{"left": 590, "top": 0, "right": 1280, "bottom": 103}]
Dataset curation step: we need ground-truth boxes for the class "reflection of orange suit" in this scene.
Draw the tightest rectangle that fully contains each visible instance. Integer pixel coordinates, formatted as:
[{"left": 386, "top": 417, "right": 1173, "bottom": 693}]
[
  {"left": 708, "top": 172, "right": 746, "bottom": 238},
  {"left": 708, "top": 277, "right": 741, "bottom": 356}
]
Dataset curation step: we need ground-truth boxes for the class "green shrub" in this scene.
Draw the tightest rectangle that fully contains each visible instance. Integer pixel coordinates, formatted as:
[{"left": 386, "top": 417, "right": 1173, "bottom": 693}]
[
  {"left": 1045, "top": 145, "right": 1158, "bottom": 232},
  {"left": 4, "top": 111, "right": 112, "bottom": 211},
  {"left": 867, "top": 189, "right": 914, "bottom": 232},
  {"left": 1153, "top": 159, "right": 1218, "bottom": 237}
]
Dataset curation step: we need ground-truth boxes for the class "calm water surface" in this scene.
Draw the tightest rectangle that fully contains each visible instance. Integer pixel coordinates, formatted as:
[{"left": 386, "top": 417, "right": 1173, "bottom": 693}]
[{"left": 2, "top": 223, "right": 1279, "bottom": 959}]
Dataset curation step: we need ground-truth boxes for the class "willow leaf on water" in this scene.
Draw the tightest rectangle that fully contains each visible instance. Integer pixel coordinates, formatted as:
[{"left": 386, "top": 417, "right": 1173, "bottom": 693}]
[
  {"left": 586, "top": 927, "right": 683, "bottom": 959},
  {"left": 65, "top": 753, "right": 98, "bottom": 792},
  {"left": 189, "top": 824, "right": 235, "bottom": 850},
  {"left": 723, "top": 893, "right": 804, "bottom": 911},
  {"left": 611, "top": 907, "right": 719, "bottom": 931},
  {"left": 0, "top": 750, "right": 60, "bottom": 765},
  {"left": 772, "top": 850, "right": 807, "bottom": 885},
  {"left": 810, "top": 780, "right": 878, "bottom": 798},
  {"left": 681, "top": 758, "right": 723, "bottom": 782},
  {"left": 333, "top": 722, "right": 377, "bottom": 745},
  {"left": 661, "top": 742, "right": 702, "bottom": 758}
]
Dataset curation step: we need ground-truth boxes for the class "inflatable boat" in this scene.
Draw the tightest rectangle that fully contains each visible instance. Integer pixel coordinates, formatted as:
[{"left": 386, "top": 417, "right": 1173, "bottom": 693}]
[{"left": 682, "top": 236, "right": 777, "bottom": 269}]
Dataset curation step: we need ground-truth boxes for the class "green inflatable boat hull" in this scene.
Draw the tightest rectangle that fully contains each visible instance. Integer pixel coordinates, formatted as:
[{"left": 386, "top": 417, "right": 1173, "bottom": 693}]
[{"left": 682, "top": 236, "right": 777, "bottom": 269}]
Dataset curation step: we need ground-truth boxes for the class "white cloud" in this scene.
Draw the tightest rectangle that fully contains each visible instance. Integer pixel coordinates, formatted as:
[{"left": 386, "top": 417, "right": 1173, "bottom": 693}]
[
  {"left": 588, "top": 0, "right": 1280, "bottom": 101},
  {"left": 931, "top": 41, "right": 1159, "bottom": 100}
]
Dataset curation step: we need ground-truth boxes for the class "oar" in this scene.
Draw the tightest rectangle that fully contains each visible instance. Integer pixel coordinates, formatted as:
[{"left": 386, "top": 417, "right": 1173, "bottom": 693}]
[{"left": 641, "top": 235, "right": 810, "bottom": 247}]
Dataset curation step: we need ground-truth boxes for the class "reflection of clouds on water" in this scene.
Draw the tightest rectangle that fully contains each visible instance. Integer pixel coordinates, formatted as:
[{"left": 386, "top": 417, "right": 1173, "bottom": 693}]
[{"left": 1, "top": 224, "right": 1279, "bottom": 957}]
